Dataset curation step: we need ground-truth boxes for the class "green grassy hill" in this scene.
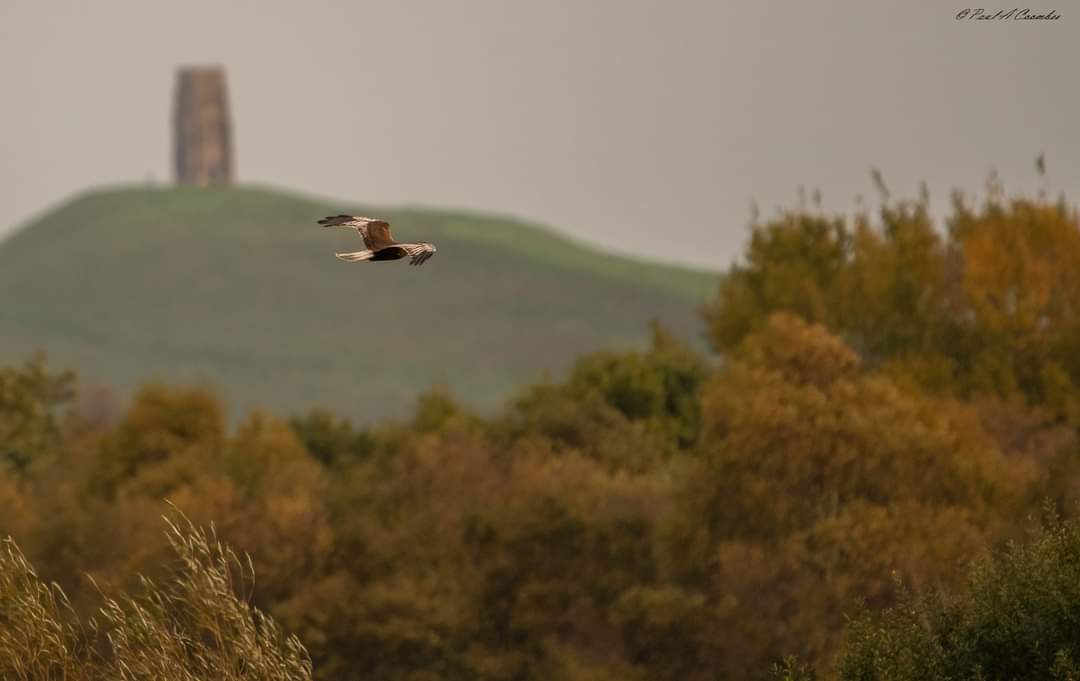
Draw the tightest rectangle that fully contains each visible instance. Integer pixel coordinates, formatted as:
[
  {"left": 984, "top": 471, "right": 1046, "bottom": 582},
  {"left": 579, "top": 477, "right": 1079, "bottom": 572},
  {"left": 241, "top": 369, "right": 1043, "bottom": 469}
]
[{"left": 0, "top": 185, "right": 717, "bottom": 422}]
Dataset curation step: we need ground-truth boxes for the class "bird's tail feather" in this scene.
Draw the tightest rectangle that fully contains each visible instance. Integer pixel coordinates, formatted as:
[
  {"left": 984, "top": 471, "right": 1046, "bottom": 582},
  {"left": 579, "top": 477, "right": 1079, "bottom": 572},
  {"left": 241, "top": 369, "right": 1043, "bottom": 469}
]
[{"left": 335, "top": 250, "right": 374, "bottom": 262}]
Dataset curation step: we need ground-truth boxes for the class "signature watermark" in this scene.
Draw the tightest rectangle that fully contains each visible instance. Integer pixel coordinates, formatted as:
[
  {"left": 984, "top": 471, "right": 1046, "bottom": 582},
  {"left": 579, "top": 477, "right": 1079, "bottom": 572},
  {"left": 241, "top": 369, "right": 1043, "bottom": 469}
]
[{"left": 956, "top": 8, "right": 1061, "bottom": 20}]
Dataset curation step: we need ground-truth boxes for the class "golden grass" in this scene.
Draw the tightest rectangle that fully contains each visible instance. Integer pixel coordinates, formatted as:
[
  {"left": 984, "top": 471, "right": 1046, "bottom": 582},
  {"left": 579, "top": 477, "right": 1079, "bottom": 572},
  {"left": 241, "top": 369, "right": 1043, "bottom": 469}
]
[{"left": 0, "top": 512, "right": 312, "bottom": 681}]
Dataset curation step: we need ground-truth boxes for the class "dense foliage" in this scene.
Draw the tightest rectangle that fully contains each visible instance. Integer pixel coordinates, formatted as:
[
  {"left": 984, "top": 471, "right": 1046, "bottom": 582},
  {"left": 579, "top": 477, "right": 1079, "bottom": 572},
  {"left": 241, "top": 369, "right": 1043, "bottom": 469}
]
[
  {"left": 839, "top": 514, "right": 1080, "bottom": 681},
  {"left": 2, "top": 176, "right": 1080, "bottom": 680},
  {"left": 704, "top": 175, "right": 1080, "bottom": 417}
]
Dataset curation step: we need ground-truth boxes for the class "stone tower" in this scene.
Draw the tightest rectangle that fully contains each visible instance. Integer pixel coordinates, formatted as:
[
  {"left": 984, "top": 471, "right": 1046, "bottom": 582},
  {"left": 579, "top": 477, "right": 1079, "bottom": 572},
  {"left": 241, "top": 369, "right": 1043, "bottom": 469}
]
[{"left": 173, "top": 66, "right": 233, "bottom": 186}]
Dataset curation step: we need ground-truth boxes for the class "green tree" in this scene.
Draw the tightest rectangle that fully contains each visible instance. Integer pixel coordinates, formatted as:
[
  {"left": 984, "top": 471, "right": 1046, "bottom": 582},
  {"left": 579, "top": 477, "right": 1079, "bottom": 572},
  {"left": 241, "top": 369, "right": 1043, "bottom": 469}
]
[
  {"left": 0, "top": 355, "right": 74, "bottom": 475},
  {"left": 839, "top": 515, "right": 1080, "bottom": 681},
  {"left": 501, "top": 323, "right": 707, "bottom": 471},
  {"left": 289, "top": 408, "right": 375, "bottom": 469},
  {"left": 567, "top": 322, "right": 707, "bottom": 450}
]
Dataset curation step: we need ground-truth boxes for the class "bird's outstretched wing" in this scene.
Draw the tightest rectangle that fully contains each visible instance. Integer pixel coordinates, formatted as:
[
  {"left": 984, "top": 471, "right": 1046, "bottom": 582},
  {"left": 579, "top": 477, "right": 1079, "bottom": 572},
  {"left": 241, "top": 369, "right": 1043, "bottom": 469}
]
[
  {"left": 334, "top": 250, "right": 374, "bottom": 262},
  {"left": 400, "top": 242, "right": 437, "bottom": 266},
  {"left": 318, "top": 215, "right": 395, "bottom": 250}
]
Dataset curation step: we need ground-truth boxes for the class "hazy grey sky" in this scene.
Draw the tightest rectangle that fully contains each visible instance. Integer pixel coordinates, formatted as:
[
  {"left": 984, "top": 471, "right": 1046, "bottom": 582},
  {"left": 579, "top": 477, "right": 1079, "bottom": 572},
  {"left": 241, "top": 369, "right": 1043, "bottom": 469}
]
[{"left": 0, "top": 1, "right": 1074, "bottom": 268}]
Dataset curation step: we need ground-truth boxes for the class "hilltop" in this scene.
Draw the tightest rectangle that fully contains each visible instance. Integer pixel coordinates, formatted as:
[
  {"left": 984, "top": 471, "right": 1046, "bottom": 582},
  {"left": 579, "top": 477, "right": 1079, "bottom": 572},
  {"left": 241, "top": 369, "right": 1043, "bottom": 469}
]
[{"left": 0, "top": 185, "right": 717, "bottom": 422}]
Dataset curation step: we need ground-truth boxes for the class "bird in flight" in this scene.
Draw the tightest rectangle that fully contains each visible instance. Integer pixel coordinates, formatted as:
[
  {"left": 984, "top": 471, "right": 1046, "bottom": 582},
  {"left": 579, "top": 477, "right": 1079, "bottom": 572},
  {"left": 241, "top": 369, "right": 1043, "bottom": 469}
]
[{"left": 317, "top": 215, "right": 437, "bottom": 266}]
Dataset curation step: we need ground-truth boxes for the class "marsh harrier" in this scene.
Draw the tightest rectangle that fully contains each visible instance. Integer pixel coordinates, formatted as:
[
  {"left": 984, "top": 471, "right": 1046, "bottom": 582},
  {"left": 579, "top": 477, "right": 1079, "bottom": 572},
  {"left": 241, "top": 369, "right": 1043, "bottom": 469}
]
[{"left": 318, "top": 215, "right": 437, "bottom": 266}]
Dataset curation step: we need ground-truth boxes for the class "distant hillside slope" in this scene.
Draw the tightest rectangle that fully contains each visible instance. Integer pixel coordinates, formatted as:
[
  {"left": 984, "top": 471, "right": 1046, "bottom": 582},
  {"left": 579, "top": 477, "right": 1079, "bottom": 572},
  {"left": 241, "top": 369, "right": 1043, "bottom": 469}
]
[{"left": 0, "top": 186, "right": 717, "bottom": 422}]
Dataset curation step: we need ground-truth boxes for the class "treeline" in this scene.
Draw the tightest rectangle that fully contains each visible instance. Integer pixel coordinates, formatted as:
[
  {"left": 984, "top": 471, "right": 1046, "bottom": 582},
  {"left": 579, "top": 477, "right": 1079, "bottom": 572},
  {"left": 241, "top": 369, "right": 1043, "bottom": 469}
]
[{"left": 3, "top": 176, "right": 1080, "bottom": 680}]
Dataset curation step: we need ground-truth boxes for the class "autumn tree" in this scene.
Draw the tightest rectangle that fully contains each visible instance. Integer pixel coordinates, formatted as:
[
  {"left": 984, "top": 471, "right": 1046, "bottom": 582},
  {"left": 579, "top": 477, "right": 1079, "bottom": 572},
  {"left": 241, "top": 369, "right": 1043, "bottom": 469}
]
[
  {"left": 665, "top": 313, "right": 1030, "bottom": 679},
  {"left": 91, "top": 382, "right": 226, "bottom": 499},
  {"left": 4, "top": 169, "right": 1078, "bottom": 681},
  {"left": 704, "top": 174, "right": 1080, "bottom": 419},
  {"left": 706, "top": 211, "right": 850, "bottom": 353}
]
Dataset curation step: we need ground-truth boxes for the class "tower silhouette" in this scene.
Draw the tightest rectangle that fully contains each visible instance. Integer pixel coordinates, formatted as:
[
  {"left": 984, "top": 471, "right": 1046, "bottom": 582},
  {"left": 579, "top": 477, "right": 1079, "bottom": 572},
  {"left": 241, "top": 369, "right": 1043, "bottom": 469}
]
[{"left": 173, "top": 66, "right": 233, "bottom": 186}]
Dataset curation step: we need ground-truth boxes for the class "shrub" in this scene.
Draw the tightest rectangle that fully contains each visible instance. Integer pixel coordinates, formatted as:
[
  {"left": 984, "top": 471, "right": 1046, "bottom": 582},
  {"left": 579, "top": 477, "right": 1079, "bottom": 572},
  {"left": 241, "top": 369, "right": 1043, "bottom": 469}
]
[{"left": 839, "top": 514, "right": 1080, "bottom": 681}]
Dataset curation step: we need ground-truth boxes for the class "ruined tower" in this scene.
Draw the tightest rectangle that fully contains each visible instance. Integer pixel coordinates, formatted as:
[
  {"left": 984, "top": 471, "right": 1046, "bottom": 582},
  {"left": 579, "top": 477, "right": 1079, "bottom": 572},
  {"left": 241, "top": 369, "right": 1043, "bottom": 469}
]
[{"left": 173, "top": 66, "right": 233, "bottom": 186}]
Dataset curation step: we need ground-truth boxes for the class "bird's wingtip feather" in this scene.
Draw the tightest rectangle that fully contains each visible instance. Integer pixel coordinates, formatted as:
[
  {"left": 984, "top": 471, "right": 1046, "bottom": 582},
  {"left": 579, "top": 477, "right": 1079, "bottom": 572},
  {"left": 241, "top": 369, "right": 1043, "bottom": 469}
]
[{"left": 317, "top": 214, "right": 354, "bottom": 226}]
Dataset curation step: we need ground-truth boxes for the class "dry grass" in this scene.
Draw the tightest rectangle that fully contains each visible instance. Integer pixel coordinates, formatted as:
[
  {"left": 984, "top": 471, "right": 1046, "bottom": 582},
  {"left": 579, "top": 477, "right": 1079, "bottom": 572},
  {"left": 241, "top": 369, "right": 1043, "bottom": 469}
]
[
  {"left": 0, "top": 512, "right": 312, "bottom": 681},
  {"left": 0, "top": 536, "right": 84, "bottom": 680}
]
